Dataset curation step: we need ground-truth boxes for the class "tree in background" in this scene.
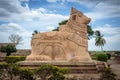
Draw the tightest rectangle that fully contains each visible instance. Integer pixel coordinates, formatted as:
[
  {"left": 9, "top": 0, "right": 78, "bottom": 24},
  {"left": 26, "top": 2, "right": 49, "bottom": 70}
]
[
  {"left": 52, "top": 27, "right": 59, "bottom": 31},
  {"left": 95, "top": 30, "right": 106, "bottom": 51},
  {"left": 53, "top": 20, "right": 94, "bottom": 39},
  {"left": 9, "top": 34, "right": 23, "bottom": 47},
  {"left": 59, "top": 20, "right": 68, "bottom": 25},
  {"left": 53, "top": 20, "right": 106, "bottom": 51},
  {"left": 32, "top": 30, "right": 38, "bottom": 36},
  {"left": 0, "top": 44, "right": 17, "bottom": 56},
  {"left": 52, "top": 20, "right": 68, "bottom": 31},
  {"left": 87, "top": 25, "right": 94, "bottom": 40}
]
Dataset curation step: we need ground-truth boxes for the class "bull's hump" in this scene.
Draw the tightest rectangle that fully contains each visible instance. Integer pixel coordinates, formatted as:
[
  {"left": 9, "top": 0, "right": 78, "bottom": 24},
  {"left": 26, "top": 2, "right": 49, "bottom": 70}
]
[{"left": 45, "top": 31, "right": 57, "bottom": 37}]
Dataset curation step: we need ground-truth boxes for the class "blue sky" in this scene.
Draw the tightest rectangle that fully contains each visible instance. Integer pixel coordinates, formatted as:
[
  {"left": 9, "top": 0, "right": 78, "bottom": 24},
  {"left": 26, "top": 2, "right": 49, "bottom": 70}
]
[{"left": 0, "top": 0, "right": 120, "bottom": 51}]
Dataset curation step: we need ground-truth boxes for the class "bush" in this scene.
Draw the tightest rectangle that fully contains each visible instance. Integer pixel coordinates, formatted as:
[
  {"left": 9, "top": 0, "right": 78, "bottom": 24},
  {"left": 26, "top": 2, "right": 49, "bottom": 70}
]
[
  {"left": 91, "top": 53, "right": 98, "bottom": 60},
  {"left": 0, "top": 62, "right": 34, "bottom": 80},
  {"left": 6, "top": 56, "right": 26, "bottom": 63},
  {"left": 107, "top": 53, "right": 111, "bottom": 59},
  {"left": 0, "top": 44, "right": 17, "bottom": 56},
  {"left": 100, "top": 66, "right": 116, "bottom": 80},
  {"left": 0, "top": 62, "right": 20, "bottom": 80},
  {"left": 0, "top": 63, "right": 69, "bottom": 80},
  {"left": 0, "top": 62, "right": 8, "bottom": 69},
  {"left": 97, "top": 52, "right": 108, "bottom": 62},
  {"left": 35, "top": 64, "right": 69, "bottom": 80},
  {"left": 18, "top": 67, "right": 34, "bottom": 80}
]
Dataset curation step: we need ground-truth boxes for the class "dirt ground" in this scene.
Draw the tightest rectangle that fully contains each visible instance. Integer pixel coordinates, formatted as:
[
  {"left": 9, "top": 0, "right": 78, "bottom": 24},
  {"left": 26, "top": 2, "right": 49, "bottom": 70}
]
[{"left": 108, "top": 60, "right": 120, "bottom": 80}]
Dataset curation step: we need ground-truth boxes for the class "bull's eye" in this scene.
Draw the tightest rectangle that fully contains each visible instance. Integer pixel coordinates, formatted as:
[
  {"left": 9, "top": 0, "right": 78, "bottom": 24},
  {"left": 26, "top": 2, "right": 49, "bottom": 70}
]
[
  {"left": 72, "top": 15, "right": 76, "bottom": 20},
  {"left": 79, "top": 15, "right": 81, "bottom": 17}
]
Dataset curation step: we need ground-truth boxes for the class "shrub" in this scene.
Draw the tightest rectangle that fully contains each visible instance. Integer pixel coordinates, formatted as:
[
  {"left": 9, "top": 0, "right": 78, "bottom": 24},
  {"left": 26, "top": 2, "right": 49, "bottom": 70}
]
[
  {"left": 0, "top": 62, "right": 8, "bottom": 69},
  {"left": 0, "top": 44, "right": 17, "bottom": 56},
  {"left": 97, "top": 52, "right": 108, "bottom": 62},
  {"left": 0, "top": 62, "right": 20, "bottom": 80},
  {"left": 35, "top": 64, "right": 69, "bottom": 80},
  {"left": 6, "top": 56, "right": 26, "bottom": 63},
  {"left": 91, "top": 53, "right": 98, "bottom": 60},
  {"left": 0, "top": 62, "right": 34, "bottom": 80},
  {"left": 100, "top": 66, "right": 116, "bottom": 80},
  {"left": 107, "top": 53, "right": 111, "bottom": 59},
  {"left": 18, "top": 67, "right": 34, "bottom": 80}
]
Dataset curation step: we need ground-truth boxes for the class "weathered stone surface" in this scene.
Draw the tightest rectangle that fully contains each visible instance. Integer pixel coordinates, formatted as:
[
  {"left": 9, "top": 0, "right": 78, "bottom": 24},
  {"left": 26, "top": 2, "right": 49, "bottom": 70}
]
[{"left": 26, "top": 7, "right": 92, "bottom": 62}]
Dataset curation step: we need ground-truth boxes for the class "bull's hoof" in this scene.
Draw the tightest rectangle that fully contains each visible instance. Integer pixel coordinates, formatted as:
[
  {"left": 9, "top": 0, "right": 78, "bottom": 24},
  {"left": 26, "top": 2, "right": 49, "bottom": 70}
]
[
  {"left": 26, "top": 55, "right": 52, "bottom": 61},
  {"left": 69, "top": 56, "right": 80, "bottom": 61}
]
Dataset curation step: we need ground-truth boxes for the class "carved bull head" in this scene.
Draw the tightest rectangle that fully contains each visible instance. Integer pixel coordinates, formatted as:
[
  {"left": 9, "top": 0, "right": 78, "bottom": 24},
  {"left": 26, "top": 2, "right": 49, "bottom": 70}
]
[{"left": 70, "top": 7, "right": 91, "bottom": 24}]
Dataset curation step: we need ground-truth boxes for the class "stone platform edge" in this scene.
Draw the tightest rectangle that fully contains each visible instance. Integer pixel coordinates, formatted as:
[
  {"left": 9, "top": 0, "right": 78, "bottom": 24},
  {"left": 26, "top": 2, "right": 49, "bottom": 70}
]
[
  {"left": 18, "top": 61, "right": 96, "bottom": 66},
  {"left": 17, "top": 61, "right": 107, "bottom": 74}
]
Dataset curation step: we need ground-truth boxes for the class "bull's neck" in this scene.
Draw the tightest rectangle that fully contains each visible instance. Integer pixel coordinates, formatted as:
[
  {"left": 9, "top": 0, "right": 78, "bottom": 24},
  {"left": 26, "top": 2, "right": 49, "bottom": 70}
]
[{"left": 66, "top": 20, "right": 86, "bottom": 32}]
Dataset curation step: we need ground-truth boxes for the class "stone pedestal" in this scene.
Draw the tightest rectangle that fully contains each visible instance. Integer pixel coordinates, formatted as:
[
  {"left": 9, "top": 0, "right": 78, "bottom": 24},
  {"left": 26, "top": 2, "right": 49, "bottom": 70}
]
[{"left": 18, "top": 61, "right": 106, "bottom": 74}]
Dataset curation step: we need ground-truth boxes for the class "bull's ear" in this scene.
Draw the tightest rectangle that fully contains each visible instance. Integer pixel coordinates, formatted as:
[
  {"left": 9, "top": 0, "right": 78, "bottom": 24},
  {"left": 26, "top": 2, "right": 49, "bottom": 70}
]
[
  {"left": 78, "top": 11, "right": 83, "bottom": 17},
  {"left": 71, "top": 7, "right": 77, "bottom": 14}
]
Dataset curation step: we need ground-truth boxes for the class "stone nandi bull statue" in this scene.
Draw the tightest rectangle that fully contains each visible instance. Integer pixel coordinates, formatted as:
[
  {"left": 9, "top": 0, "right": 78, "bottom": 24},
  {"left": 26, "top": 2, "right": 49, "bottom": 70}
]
[{"left": 26, "top": 7, "right": 92, "bottom": 62}]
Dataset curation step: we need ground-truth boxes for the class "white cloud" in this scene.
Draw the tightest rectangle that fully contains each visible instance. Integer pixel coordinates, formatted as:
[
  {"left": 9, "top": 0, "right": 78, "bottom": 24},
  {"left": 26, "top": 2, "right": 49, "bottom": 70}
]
[
  {"left": 94, "top": 24, "right": 120, "bottom": 35},
  {"left": 0, "top": 0, "right": 29, "bottom": 18},
  {"left": 85, "top": 12, "right": 103, "bottom": 22},
  {"left": 46, "top": 0, "right": 58, "bottom": 3},
  {"left": 85, "top": 1, "right": 120, "bottom": 21},
  {"left": 105, "top": 35, "right": 120, "bottom": 43},
  {"left": 0, "top": 23, "right": 24, "bottom": 33},
  {"left": 0, "top": 0, "right": 68, "bottom": 23},
  {"left": 67, "top": 0, "right": 101, "bottom": 8},
  {"left": 17, "top": 38, "right": 31, "bottom": 49},
  {"left": 94, "top": 24, "right": 120, "bottom": 43},
  {"left": 0, "top": 5, "right": 68, "bottom": 49},
  {"left": 88, "top": 35, "right": 120, "bottom": 51},
  {"left": 0, "top": 3, "right": 29, "bottom": 22},
  {"left": 0, "top": 5, "right": 68, "bottom": 23},
  {"left": 46, "top": 26, "right": 55, "bottom": 31},
  {"left": 88, "top": 38, "right": 99, "bottom": 51},
  {"left": 20, "top": 7, "right": 68, "bottom": 21},
  {"left": 67, "top": 0, "right": 120, "bottom": 21},
  {"left": 95, "top": 2, "right": 120, "bottom": 17},
  {"left": 19, "top": 0, "right": 29, "bottom": 2},
  {"left": 88, "top": 24, "right": 120, "bottom": 51},
  {"left": 0, "top": 23, "right": 32, "bottom": 49},
  {"left": 46, "top": 0, "right": 66, "bottom": 4},
  {"left": 16, "top": 7, "right": 68, "bottom": 33}
]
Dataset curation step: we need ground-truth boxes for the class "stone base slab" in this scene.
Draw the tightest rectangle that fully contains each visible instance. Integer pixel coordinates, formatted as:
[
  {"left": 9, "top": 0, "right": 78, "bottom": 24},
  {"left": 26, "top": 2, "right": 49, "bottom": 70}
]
[{"left": 18, "top": 61, "right": 107, "bottom": 74}]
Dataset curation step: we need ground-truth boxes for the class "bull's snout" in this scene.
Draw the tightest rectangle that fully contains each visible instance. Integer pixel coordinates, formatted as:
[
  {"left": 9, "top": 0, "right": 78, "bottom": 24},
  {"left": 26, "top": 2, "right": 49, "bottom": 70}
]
[
  {"left": 85, "top": 18, "right": 91, "bottom": 24},
  {"left": 87, "top": 18, "right": 91, "bottom": 23}
]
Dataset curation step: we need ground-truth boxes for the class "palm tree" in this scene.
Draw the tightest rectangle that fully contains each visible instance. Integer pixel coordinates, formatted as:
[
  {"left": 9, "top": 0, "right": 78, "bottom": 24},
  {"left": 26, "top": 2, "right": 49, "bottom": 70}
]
[
  {"left": 95, "top": 30, "right": 106, "bottom": 51},
  {"left": 87, "top": 25, "right": 94, "bottom": 40}
]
